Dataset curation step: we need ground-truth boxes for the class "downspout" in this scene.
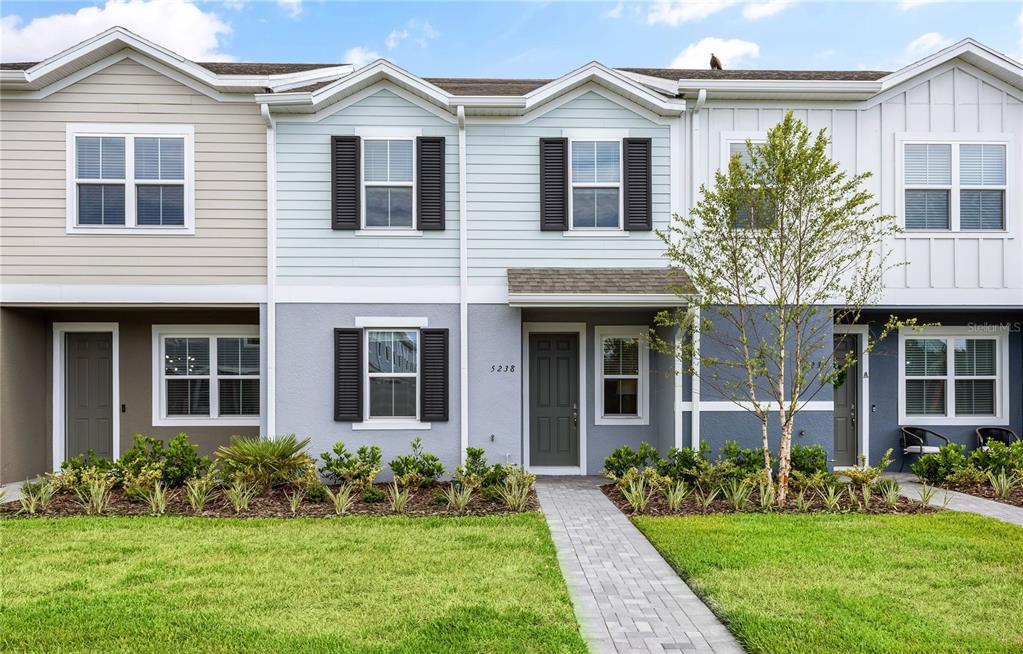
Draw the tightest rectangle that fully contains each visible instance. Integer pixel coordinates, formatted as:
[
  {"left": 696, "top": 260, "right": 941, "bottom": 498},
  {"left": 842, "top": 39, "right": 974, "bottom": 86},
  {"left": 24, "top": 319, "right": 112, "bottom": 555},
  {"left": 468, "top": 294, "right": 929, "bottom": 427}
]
[
  {"left": 261, "top": 103, "right": 277, "bottom": 438},
  {"left": 457, "top": 105, "right": 469, "bottom": 465},
  {"left": 689, "top": 87, "right": 706, "bottom": 449}
]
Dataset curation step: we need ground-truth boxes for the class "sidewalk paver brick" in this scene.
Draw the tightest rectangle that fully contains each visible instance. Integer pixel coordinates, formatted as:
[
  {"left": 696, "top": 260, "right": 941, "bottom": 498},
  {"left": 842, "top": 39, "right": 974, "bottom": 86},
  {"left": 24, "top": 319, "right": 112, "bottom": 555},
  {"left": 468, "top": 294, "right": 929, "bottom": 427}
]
[{"left": 536, "top": 476, "right": 743, "bottom": 654}]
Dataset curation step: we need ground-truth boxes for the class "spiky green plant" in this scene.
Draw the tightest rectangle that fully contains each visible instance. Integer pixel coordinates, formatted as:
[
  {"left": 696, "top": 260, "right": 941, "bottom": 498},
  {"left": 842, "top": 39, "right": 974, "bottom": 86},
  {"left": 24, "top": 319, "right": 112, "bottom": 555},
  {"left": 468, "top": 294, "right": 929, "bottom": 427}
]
[
  {"left": 694, "top": 486, "right": 720, "bottom": 513},
  {"left": 74, "top": 475, "right": 114, "bottom": 515},
  {"left": 818, "top": 483, "right": 843, "bottom": 512},
  {"left": 184, "top": 475, "right": 217, "bottom": 514},
  {"left": 285, "top": 487, "right": 304, "bottom": 515},
  {"left": 620, "top": 477, "right": 653, "bottom": 514},
  {"left": 143, "top": 480, "right": 168, "bottom": 516},
  {"left": 664, "top": 480, "right": 691, "bottom": 512},
  {"left": 496, "top": 467, "right": 535, "bottom": 513},
  {"left": 387, "top": 482, "right": 411, "bottom": 514},
  {"left": 224, "top": 479, "right": 256, "bottom": 513},
  {"left": 442, "top": 484, "right": 473, "bottom": 514},
  {"left": 216, "top": 435, "right": 312, "bottom": 492},
  {"left": 324, "top": 484, "right": 355, "bottom": 516},
  {"left": 918, "top": 482, "right": 937, "bottom": 506},
  {"left": 18, "top": 480, "right": 55, "bottom": 515},
  {"left": 877, "top": 478, "right": 901, "bottom": 509},
  {"left": 988, "top": 470, "right": 1018, "bottom": 499},
  {"left": 722, "top": 479, "right": 753, "bottom": 511}
]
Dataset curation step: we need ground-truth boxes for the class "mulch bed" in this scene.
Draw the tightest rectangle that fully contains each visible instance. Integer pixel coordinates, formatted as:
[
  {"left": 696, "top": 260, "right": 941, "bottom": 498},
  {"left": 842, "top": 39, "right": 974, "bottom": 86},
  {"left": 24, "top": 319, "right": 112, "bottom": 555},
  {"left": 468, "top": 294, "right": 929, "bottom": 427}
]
[
  {"left": 0, "top": 482, "right": 538, "bottom": 519},
  {"left": 935, "top": 483, "right": 1023, "bottom": 508},
  {"left": 600, "top": 483, "right": 937, "bottom": 516}
]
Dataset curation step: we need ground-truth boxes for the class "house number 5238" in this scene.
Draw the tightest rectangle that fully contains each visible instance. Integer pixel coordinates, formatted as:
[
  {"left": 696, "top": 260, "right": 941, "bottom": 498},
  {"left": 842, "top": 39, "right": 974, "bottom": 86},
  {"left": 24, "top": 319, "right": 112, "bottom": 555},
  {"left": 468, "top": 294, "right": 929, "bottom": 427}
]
[{"left": 490, "top": 364, "right": 516, "bottom": 373}]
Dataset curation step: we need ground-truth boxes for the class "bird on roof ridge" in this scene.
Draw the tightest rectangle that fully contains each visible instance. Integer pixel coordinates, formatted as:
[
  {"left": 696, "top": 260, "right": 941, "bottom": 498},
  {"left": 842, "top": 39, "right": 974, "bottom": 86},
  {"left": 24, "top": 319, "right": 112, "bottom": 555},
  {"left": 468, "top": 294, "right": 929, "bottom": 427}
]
[{"left": 710, "top": 53, "right": 722, "bottom": 70}]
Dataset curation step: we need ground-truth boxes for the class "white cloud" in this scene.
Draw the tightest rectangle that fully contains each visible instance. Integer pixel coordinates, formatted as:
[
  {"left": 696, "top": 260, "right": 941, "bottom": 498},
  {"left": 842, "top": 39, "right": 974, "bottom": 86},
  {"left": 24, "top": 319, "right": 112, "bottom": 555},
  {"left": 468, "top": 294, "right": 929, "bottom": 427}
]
[
  {"left": 647, "top": 0, "right": 737, "bottom": 26},
  {"left": 905, "top": 32, "right": 952, "bottom": 56},
  {"left": 343, "top": 46, "right": 380, "bottom": 69},
  {"left": 898, "top": 0, "right": 938, "bottom": 10},
  {"left": 742, "top": 0, "right": 794, "bottom": 20},
  {"left": 0, "top": 0, "right": 233, "bottom": 62},
  {"left": 606, "top": 2, "right": 624, "bottom": 18},
  {"left": 669, "top": 37, "right": 760, "bottom": 69},
  {"left": 814, "top": 48, "right": 836, "bottom": 61},
  {"left": 277, "top": 0, "right": 302, "bottom": 19},
  {"left": 385, "top": 28, "right": 408, "bottom": 49}
]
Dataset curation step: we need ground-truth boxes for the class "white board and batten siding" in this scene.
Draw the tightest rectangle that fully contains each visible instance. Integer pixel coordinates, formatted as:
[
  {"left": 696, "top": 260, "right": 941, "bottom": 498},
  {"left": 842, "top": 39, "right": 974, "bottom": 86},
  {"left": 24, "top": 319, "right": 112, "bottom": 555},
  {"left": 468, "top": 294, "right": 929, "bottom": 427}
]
[
  {"left": 467, "top": 90, "right": 672, "bottom": 292},
  {"left": 0, "top": 58, "right": 268, "bottom": 286},
  {"left": 696, "top": 63, "right": 1023, "bottom": 305},
  {"left": 274, "top": 87, "right": 460, "bottom": 294}
]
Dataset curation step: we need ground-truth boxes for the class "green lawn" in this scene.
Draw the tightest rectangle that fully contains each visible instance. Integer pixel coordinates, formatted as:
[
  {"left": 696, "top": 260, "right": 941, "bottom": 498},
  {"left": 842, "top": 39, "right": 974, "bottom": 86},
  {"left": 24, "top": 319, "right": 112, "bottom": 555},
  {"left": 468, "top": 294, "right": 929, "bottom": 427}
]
[
  {"left": 635, "top": 512, "right": 1023, "bottom": 654},
  {"left": 0, "top": 515, "right": 585, "bottom": 654}
]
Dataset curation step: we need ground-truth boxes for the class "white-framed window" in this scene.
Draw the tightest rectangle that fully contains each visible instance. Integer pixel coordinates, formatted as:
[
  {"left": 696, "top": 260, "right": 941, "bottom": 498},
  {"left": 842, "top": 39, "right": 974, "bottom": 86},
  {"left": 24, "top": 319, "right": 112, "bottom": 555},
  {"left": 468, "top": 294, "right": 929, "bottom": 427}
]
[
  {"left": 151, "top": 325, "right": 260, "bottom": 426},
  {"left": 595, "top": 326, "right": 649, "bottom": 425},
  {"left": 723, "top": 133, "right": 769, "bottom": 229},
  {"left": 366, "top": 328, "right": 419, "bottom": 420},
  {"left": 898, "top": 327, "right": 1008, "bottom": 426},
  {"left": 362, "top": 137, "right": 415, "bottom": 230},
  {"left": 569, "top": 140, "right": 622, "bottom": 230},
  {"left": 66, "top": 124, "right": 195, "bottom": 234},
  {"left": 897, "top": 134, "right": 1012, "bottom": 233}
]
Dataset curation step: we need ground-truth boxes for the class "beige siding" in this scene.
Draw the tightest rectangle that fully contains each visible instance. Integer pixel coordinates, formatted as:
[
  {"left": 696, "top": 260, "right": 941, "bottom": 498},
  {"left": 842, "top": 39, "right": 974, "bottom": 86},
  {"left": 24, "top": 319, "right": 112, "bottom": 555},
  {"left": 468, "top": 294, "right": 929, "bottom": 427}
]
[{"left": 0, "top": 58, "right": 267, "bottom": 285}]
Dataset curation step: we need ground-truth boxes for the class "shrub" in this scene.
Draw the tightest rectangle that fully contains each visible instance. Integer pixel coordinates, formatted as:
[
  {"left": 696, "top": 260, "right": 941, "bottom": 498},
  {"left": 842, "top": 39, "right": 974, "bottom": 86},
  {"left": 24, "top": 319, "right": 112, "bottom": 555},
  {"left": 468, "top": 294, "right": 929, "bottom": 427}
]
[
  {"left": 790, "top": 444, "right": 828, "bottom": 475},
  {"left": 842, "top": 449, "right": 893, "bottom": 487},
  {"left": 361, "top": 486, "right": 385, "bottom": 503},
  {"left": 970, "top": 440, "right": 1023, "bottom": 476},
  {"left": 721, "top": 440, "right": 774, "bottom": 477},
  {"left": 19, "top": 480, "right": 55, "bottom": 515},
  {"left": 496, "top": 467, "right": 535, "bottom": 512},
  {"left": 656, "top": 443, "right": 709, "bottom": 482},
  {"left": 303, "top": 480, "right": 329, "bottom": 503},
  {"left": 117, "top": 433, "right": 210, "bottom": 487},
  {"left": 791, "top": 469, "right": 838, "bottom": 491},
  {"left": 52, "top": 451, "right": 115, "bottom": 492},
  {"left": 946, "top": 465, "right": 987, "bottom": 486},
  {"left": 319, "top": 441, "right": 382, "bottom": 491},
  {"left": 694, "top": 459, "right": 743, "bottom": 492},
  {"left": 74, "top": 469, "right": 114, "bottom": 515},
  {"left": 216, "top": 435, "right": 312, "bottom": 492},
  {"left": 455, "top": 447, "right": 507, "bottom": 490},
  {"left": 389, "top": 437, "right": 444, "bottom": 485},
  {"left": 603, "top": 442, "right": 659, "bottom": 481},
  {"left": 911, "top": 443, "right": 968, "bottom": 483},
  {"left": 122, "top": 464, "right": 163, "bottom": 502},
  {"left": 614, "top": 466, "right": 669, "bottom": 494}
]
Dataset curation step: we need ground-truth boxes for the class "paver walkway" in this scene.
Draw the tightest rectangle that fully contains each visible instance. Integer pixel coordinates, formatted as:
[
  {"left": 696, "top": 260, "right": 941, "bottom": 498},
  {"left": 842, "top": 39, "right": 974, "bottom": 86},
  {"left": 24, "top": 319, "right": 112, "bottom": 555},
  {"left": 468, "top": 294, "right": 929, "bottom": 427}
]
[
  {"left": 536, "top": 476, "right": 743, "bottom": 654},
  {"left": 885, "top": 472, "right": 1023, "bottom": 526}
]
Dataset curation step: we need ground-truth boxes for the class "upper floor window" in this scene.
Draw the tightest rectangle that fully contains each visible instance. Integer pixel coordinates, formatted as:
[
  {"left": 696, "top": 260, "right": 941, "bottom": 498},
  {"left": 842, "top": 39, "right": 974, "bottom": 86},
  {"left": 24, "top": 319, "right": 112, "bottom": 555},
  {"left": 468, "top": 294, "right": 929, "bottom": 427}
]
[
  {"left": 901, "top": 139, "right": 1008, "bottom": 232},
  {"left": 67, "top": 124, "right": 194, "bottom": 234},
  {"left": 726, "top": 139, "right": 771, "bottom": 229},
  {"left": 570, "top": 140, "right": 621, "bottom": 230},
  {"left": 363, "top": 138, "right": 414, "bottom": 229}
]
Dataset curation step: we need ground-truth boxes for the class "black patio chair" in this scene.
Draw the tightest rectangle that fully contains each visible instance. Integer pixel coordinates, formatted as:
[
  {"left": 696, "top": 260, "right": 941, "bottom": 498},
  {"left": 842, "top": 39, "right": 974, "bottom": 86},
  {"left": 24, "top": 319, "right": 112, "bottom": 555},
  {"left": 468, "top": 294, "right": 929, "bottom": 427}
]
[
  {"left": 899, "top": 427, "right": 950, "bottom": 471},
  {"left": 975, "top": 426, "right": 1020, "bottom": 450}
]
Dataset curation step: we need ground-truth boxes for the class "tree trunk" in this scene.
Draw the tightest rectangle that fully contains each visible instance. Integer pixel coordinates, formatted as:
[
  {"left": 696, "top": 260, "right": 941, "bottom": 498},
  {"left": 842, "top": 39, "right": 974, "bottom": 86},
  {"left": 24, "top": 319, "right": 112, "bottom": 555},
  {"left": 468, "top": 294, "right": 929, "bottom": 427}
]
[
  {"left": 760, "top": 417, "right": 772, "bottom": 483},
  {"left": 777, "top": 414, "right": 794, "bottom": 504}
]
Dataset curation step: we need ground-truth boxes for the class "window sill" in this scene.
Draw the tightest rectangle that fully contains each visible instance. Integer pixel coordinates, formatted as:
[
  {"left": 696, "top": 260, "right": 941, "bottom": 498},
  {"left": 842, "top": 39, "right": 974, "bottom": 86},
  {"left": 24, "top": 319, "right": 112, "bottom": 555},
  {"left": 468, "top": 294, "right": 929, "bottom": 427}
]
[
  {"left": 898, "top": 416, "right": 1009, "bottom": 427},
  {"left": 354, "top": 230, "right": 424, "bottom": 237},
  {"left": 67, "top": 226, "right": 195, "bottom": 236},
  {"left": 561, "top": 230, "right": 629, "bottom": 238},
  {"left": 896, "top": 231, "right": 1014, "bottom": 239},
  {"left": 351, "top": 420, "right": 432, "bottom": 431},
  {"left": 153, "top": 416, "right": 260, "bottom": 427},
  {"left": 595, "top": 415, "right": 649, "bottom": 426}
]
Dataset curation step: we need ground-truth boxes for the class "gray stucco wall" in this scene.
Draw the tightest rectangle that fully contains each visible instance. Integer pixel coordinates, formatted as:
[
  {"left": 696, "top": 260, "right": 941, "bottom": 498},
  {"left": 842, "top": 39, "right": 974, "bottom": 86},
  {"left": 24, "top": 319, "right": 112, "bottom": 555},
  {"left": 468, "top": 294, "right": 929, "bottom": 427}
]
[
  {"left": 698, "top": 410, "right": 834, "bottom": 462},
  {"left": 519, "top": 308, "right": 682, "bottom": 474},
  {"left": 1, "top": 308, "right": 48, "bottom": 484},
  {"left": 467, "top": 304, "right": 523, "bottom": 468},
  {"left": 860, "top": 310, "right": 1023, "bottom": 468},
  {"left": 275, "top": 303, "right": 462, "bottom": 478}
]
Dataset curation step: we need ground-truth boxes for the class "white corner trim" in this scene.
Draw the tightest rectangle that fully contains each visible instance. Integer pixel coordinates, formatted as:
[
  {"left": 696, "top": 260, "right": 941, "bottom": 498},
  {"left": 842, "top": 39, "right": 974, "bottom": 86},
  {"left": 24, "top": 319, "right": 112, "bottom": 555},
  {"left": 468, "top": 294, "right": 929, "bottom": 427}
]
[
  {"left": 52, "top": 323, "right": 120, "bottom": 472},
  {"left": 351, "top": 420, "right": 432, "bottom": 431},
  {"left": 150, "top": 325, "right": 261, "bottom": 427},
  {"left": 834, "top": 324, "right": 871, "bottom": 464},
  {"left": 594, "top": 325, "right": 650, "bottom": 426},
  {"left": 522, "top": 322, "right": 588, "bottom": 475},
  {"left": 354, "top": 316, "right": 429, "bottom": 328},
  {"left": 897, "top": 325, "right": 1010, "bottom": 426}
]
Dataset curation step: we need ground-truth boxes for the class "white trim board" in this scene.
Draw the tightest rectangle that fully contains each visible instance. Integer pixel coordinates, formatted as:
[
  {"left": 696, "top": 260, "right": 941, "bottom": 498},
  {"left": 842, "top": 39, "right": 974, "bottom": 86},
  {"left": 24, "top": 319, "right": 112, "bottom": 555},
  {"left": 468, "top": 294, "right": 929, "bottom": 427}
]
[
  {"left": 834, "top": 324, "right": 871, "bottom": 464},
  {"left": 522, "top": 322, "right": 587, "bottom": 476},
  {"left": 52, "top": 322, "right": 120, "bottom": 472},
  {"left": 1, "top": 284, "right": 266, "bottom": 304}
]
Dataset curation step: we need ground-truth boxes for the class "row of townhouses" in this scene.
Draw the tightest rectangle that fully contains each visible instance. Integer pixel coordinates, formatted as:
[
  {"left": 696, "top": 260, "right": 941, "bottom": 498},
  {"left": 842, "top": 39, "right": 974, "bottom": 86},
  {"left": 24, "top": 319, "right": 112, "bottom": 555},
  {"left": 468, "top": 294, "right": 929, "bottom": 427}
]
[{"left": 1, "top": 28, "right": 1020, "bottom": 484}]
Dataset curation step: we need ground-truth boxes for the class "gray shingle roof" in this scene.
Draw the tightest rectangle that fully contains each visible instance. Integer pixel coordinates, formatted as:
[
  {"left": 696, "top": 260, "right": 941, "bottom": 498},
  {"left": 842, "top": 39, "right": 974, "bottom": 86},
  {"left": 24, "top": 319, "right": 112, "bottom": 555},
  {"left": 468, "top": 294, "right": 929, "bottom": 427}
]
[
  {"left": 424, "top": 77, "right": 552, "bottom": 95},
  {"left": 507, "top": 268, "right": 693, "bottom": 296},
  {"left": 619, "top": 68, "right": 891, "bottom": 82},
  {"left": 0, "top": 61, "right": 341, "bottom": 74}
]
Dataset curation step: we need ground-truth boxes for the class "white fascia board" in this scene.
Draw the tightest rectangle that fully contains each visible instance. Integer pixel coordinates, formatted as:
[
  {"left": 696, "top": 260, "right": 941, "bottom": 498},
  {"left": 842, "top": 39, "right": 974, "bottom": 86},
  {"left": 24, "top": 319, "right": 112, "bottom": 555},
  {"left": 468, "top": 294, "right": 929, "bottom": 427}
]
[
  {"left": 615, "top": 70, "right": 684, "bottom": 96},
  {"left": 523, "top": 62, "right": 684, "bottom": 115},
  {"left": 880, "top": 38, "right": 1023, "bottom": 93},
  {"left": 677, "top": 79, "right": 882, "bottom": 101}
]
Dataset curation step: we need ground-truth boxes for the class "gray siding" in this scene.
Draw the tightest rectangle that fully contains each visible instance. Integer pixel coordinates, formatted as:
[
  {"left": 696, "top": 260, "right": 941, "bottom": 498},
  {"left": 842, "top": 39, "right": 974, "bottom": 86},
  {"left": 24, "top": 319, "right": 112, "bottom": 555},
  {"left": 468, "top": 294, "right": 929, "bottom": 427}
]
[{"left": 0, "top": 57, "right": 268, "bottom": 285}]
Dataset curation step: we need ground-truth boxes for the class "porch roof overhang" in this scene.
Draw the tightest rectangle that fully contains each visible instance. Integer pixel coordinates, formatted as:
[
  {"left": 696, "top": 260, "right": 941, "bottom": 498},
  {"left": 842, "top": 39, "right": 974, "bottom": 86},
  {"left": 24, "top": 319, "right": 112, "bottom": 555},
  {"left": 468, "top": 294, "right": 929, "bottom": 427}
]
[{"left": 506, "top": 267, "right": 693, "bottom": 308}]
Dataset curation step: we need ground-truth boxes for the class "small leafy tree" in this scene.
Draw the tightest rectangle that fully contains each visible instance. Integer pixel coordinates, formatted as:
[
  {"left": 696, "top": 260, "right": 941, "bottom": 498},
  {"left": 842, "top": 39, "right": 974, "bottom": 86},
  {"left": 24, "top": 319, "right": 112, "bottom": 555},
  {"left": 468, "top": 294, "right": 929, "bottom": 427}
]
[{"left": 651, "top": 111, "right": 908, "bottom": 503}]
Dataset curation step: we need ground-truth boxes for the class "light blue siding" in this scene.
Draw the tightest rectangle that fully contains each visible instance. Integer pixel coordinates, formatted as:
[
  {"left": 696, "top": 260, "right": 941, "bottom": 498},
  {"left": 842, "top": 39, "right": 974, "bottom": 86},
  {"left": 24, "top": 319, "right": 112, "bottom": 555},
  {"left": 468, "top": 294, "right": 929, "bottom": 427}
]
[
  {"left": 466, "top": 90, "right": 673, "bottom": 282},
  {"left": 275, "top": 88, "right": 460, "bottom": 283}
]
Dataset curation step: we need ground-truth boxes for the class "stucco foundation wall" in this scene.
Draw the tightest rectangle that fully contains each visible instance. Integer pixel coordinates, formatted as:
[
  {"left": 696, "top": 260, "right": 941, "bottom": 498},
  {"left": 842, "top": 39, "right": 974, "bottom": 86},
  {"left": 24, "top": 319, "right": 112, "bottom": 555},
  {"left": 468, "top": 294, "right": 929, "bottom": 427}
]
[
  {"left": 1, "top": 306, "right": 259, "bottom": 482},
  {"left": 698, "top": 410, "right": 834, "bottom": 462},
  {"left": 466, "top": 304, "right": 523, "bottom": 467},
  {"left": 1, "top": 308, "right": 48, "bottom": 483},
  {"left": 275, "top": 303, "right": 461, "bottom": 478},
  {"left": 860, "top": 310, "right": 1023, "bottom": 468}
]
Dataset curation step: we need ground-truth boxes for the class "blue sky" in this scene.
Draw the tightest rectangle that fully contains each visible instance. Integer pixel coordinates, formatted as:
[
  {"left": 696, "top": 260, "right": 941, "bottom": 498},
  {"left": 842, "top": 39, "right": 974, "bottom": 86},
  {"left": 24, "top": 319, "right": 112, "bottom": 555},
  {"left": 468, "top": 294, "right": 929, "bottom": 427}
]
[{"left": 2, "top": 1, "right": 1021, "bottom": 77}]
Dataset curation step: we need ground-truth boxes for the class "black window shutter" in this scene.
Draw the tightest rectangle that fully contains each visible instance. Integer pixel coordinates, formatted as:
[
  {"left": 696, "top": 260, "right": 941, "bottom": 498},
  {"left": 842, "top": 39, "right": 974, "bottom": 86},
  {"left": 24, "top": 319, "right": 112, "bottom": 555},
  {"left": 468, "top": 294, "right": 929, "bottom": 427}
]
[
  {"left": 420, "top": 328, "right": 449, "bottom": 422},
  {"left": 623, "top": 137, "right": 652, "bottom": 231},
  {"left": 539, "top": 137, "right": 569, "bottom": 231},
  {"left": 416, "top": 136, "right": 446, "bottom": 230},
  {"left": 331, "top": 136, "right": 360, "bottom": 230},
  {"left": 334, "top": 328, "right": 363, "bottom": 421}
]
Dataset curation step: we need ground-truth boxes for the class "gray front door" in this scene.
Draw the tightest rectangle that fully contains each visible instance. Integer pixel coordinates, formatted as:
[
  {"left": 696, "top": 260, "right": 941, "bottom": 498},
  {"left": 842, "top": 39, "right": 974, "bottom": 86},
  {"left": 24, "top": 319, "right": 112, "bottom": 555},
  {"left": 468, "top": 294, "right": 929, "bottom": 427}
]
[
  {"left": 529, "top": 333, "right": 579, "bottom": 467},
  {"left": 833, "top": 334, "right": 858, "bottom": 467},
  {"left": 66, "top": 332, "right": 114, "bottom": 459}
]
